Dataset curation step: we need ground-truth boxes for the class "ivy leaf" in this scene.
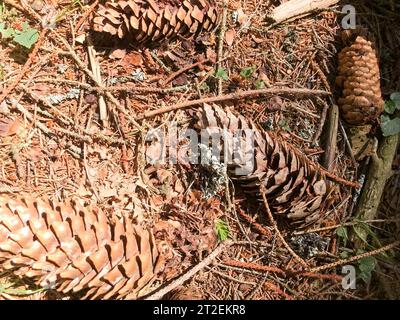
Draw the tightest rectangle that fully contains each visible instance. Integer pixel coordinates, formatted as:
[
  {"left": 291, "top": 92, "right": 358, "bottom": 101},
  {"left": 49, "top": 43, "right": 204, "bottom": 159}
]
[
  {"left": 384, "top": 100, "right": 396, "bottom": 114},
  {"left": 215, "top": 219, "right": 230, "bottom": 242},
  {"left": 357, "top": 256, "right": 377, "bottom": 284},
  {"left": 381, "top": 115, "right": 400, "bottom": 137},
  {"left": 240, "top": 66, "right": 256, "bottom": 78},
  {"left": 390, "top": 92, "right": 400, "bottom": 109},
  {"left": 13, "top": 27, "right": 39, "bottom": 49},
  {"left": 336, "top": 226, "right": 348, "bottom": 246},
  {"left": 215, "top": 68, "right": 229, "bottom": 81},
  {"left": 359, "top": 256, "right": 377, "bottom": 273}
]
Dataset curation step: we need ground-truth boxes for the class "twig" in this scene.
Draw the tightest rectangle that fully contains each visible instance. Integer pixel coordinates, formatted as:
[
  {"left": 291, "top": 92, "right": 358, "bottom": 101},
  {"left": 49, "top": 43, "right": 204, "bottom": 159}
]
[
  {"left": 322, "top": 103, "right": 339, "bottom": 170},
  {"left": 162, "top": 59, "right": 209, "bottom": 87},
  {"left": 87, "top": 35, "right": 108, "bottom": 126},
  {"left": 293, "top": 218, "right": 400, "bottom": 235},
  {"left": 150, "top": 52, "right": 171, "bottom": 73},
  {"left": 217, "top": 1, "right": 228, "bottom": 95},
  {"left": 268, "top": 0, "right": 340, "bottom": 24},
  {"left": 207, "top": 267, "right": 256, "bottom": 286},
  {"left": 0, "top": 28, "right": 48, "bottom": 105},
  {"left": 31, "top": 78, "right": 189, "bottom": 94},
  {"left": 312, "top": 98, "right": 329, "bottom": 146},
  {"left": 17, "top": 85, "right": 74, "bottom": 126},
  {"left": 139, "top": 87, "right": 331, "bottom": 119},
  {"left": 319, "top": 167, "right": 360, "bottom": 188},
  {"left": 260, "top": 185, "right": 309, "bottom": 269},
  {"left": 297, "top": 272, "right": 342, "bottom": 281},
  {"left": 222, "top": 260, "right": 287, "bottom": 276},
  {"left": 264, "top": 281, "right": 293, "bottom": 300},
  {"left": 237, "top": 208, "right": 273, "bottom": 238},
  {"left": 144, "top": 240, "right": 231, "bottom": 300},
  {"left": 309, "top": 241, "right": 400, "bottom": 273},
  {"left": 223, "top": 260, "right": 342, "bottom": 282}
]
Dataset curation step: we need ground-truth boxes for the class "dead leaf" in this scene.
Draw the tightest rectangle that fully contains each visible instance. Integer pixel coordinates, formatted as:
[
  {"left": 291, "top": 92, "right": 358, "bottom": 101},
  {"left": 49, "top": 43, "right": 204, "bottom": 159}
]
[
  {"left": 109, "top": 48, "right": 126, "bottom": 60},
  {"left": 237, "top": 8, "right": 248, "bottom": 25},
  {"left": 206, "top": 47, "right": 217, "bottom": 64},
  {"left": 122, "top": 52, "right": 143, "bottom": 66},
  {"left": 225, "top": 29, "right": 236, "bottom": 46},
  {"left": 75, "top": 34, "right": 86, "bottom": 44},
  {"left": 0, "top": 118, "right": 23, "bottom": 137}
]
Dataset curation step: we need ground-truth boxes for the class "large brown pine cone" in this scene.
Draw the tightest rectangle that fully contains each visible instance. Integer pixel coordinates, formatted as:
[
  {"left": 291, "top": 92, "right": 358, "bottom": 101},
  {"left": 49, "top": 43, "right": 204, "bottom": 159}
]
[
  {"left": 336, "top": 34, "right": 384, "bottom": 126},
  {"left": 0, "top": 196, "right": 163, "bottom": 299},
  {"left": 197, "top": 104, "right": 335, "bottom": 227},
  {"left": 91, "top": 0, "right": 219, "bottom": 42}
]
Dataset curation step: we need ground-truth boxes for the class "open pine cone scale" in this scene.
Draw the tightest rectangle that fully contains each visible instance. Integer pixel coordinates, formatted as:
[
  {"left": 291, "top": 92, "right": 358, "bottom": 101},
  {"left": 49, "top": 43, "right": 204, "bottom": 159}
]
[{"left": 0, "top": 196, "right": 163, "bottom": 299}]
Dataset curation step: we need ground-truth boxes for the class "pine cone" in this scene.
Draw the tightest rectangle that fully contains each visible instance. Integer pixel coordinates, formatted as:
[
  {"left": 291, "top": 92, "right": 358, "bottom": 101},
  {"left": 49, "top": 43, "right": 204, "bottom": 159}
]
[
  {"left": 0, "top": 196, "right": 163, "bottom": 299},
  {"left": 336, "top": 34, "right": 384, "bottom": 126},
  {"left": 91, "top": 0, "right": 219, "bottom": 42},
  {"left": 197, "top": 104, "right": 334, "bottom": 227}
]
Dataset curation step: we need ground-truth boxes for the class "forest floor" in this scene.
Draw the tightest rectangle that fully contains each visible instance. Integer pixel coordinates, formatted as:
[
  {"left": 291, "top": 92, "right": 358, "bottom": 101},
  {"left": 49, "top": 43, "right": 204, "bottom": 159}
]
[{"left": 0, "top": 0, "right": 399, "bottom": 300}]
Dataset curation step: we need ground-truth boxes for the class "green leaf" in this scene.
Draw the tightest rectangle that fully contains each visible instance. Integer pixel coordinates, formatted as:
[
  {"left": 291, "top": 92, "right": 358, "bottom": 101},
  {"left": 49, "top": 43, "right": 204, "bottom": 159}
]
[
  {"left": 215, "top": 219, "right": 230, "bottom": 242},
  {"left": 336, "top": 226, "right": 348, "bottom": 246},
  {"left": 255, "top": 80, "right": 265, "bottom": 89},
  {"left": 384, "top": 100, "right": 397, "bottom": 114},
  {"left": 240, "top": 66, "right": 256, "bottom": 78},
  {"left": 357, "top": 256, "right": 377, "bottom": 284},
  {"left": 390, "top": 92, "right": 400, "bottom": 109},
  {"left": 13, "top": 27, "right": 39, "bottom": 48},
  {"left": 20, "top": 21, "right": 30, "bottom": 31},
  {"left": 358, "top": 270, "right": 372, "bottom": 284},
  {"left": 359, "top": 256, "right": 377, "bottom": 273},
  {"left": 357, "top": 222, "right": 382, "bottom": 247},
  {"left": 0, "top": 23, "right": 14, "bottom": 38},
  {"left": 215, "top": 68, "right": 229, "bottom": 81},
  {"left": 381, "top": 115, "right": 400, "bottom": 137}
]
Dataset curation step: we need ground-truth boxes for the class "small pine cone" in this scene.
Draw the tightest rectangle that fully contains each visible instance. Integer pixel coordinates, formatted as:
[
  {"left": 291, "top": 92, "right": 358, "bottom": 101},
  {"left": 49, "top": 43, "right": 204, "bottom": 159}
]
[
  {"left": 336, "top": 34, "right": 384, "bottom": 126},
  {"left": 0, "top": 196, "right": 164, "bottom": 299},
  {"left": 197, "top": 104, "right": 335, "bottom": 227},
  {"left": 91, "top": 0, "right": 219, "bottom": 43}
]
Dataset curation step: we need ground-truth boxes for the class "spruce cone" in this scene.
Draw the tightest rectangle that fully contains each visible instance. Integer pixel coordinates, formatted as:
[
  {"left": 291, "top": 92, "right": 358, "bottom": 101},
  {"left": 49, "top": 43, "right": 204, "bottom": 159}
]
[
  {"left": 91, "top": 0, "right": 219, "bottom": 42},
  {"left": 0, "top": 196, "right": 163, "bottom": 299},
  {"left": 197, "top": 104, "right": 334, "bottom": 227},
  {"left": 336, "top": 34, "right": 384, "bottom": 126}
]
